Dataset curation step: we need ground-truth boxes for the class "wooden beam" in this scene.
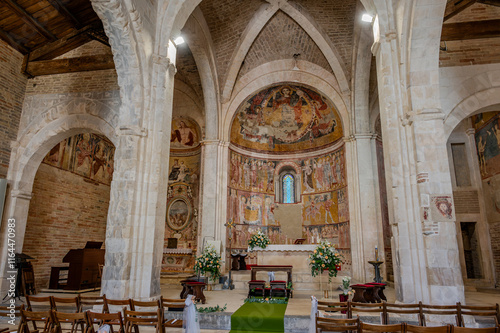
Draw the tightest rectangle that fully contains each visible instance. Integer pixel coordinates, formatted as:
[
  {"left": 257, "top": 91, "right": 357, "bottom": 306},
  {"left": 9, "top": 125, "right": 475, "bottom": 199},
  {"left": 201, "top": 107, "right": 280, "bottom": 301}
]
[
  {"left": 478, "top": 0, "right": 500, "bottom": 6},
  {"left": 0, "top": 28, "right": 29, "bottom": 54},
  {"left": 444, "top": 0, "right": 477, "bottom": 22},
  {"left": 26, "top": 25, "right": 99, "bottom": 61},
  {"left": 441, "top": 19, "right": 500, "bottom": 41},
  {"left": 4, "top": 0, "right": 57, "bottom": 41},
  {"left": 45, "top": 0, "right": 82, "bottom": 29},
  {"left": 26, "top": 54, "right": 115, "bottom": 76}
]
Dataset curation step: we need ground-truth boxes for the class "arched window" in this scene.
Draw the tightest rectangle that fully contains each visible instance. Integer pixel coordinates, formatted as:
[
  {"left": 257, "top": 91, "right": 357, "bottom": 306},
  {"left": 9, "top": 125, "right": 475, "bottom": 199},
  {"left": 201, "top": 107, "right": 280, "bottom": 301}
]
[{"left": 282, "top": 173, "right": 295, "bottom": 204}]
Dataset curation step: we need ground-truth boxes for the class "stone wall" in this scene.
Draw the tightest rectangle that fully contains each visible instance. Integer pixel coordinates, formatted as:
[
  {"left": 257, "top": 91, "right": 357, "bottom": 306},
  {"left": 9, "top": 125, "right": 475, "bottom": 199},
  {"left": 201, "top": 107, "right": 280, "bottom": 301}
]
[
  {"left": 23, "top": 163, "right": 110, "bottom": 289},
  {"left": 0, "top": 40, "right": 27, "bottom": 178}
]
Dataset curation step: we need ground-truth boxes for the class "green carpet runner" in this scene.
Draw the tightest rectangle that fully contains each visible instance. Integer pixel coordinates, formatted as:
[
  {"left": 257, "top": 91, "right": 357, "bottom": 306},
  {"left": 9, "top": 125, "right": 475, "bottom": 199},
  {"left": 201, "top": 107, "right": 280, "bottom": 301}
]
[{"left": 230, "top": 302, "right": 288, "bottom": 333}]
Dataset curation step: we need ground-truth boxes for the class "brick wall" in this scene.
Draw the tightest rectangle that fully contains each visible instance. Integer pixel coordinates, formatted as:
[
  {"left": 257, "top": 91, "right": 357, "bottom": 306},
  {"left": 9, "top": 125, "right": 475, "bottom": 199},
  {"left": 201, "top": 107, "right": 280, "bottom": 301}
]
[
  {"left": 23, "top": 163, "right": 110, "bottom": 289},
  {"left": 0, "top": 40, "right": 27, "bottom": 178}
]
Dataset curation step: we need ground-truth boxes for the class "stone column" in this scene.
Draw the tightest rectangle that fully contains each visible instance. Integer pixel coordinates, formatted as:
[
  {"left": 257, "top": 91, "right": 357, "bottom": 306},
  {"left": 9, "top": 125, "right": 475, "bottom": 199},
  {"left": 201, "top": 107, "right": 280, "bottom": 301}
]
[
  {"left": 373, "top": 33, "right": 464, "bottom": 303},
  {"left": 199, "top": 140, "right": 220, "bottom": 251},
  {"left": 216, "top": 141, "right": 230, "bottom": 271},
  {"left": 348, "top": 133, "right": 384, "bottom": 282},
  {"left": 102, "top": 55, "right": 176, "bottom": 300}
]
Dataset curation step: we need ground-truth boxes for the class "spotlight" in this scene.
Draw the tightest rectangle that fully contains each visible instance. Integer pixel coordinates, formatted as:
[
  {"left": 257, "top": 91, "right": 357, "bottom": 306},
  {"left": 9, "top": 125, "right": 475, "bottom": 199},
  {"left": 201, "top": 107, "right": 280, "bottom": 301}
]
[
  {"left": 174, "top": 36, "right": 185, "bottom": 45},
  {"left": 362, "top": 13, "right": 373, "bottom": 23}
]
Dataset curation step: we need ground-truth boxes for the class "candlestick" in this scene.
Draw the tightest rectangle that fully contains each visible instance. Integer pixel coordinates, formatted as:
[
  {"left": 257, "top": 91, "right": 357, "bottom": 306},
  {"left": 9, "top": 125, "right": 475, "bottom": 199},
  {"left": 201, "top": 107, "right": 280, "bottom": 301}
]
[{"left": 375, "top": 246, "right": 379, "bottom": 261}]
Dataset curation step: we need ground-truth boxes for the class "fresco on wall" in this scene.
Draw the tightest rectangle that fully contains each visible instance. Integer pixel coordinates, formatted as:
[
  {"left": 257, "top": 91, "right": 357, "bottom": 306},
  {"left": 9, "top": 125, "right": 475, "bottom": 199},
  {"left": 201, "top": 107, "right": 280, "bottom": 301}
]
[
  {"left": 170, "top": 117, "right": 201, "bottom": 149},
  {"left": 168, "top": 155, "right": 200, "bottom": 187},
  {"left": 472, "top": 111, "right": 500, "bottom": 179},
  {"left": 43, "top": 133, "right": 115, "bottom": 185},
  {"left": 302, "top": 150, "right": 345, "bottom": 193},
  {"left": 230, "top": 152, "right": 276, "bottom": 193},
  {"left": 302, "top": 192, "right": 338, "bottom": 225},
  {"left": 230, "top": 83, "right": 343, "bottom": 152}
]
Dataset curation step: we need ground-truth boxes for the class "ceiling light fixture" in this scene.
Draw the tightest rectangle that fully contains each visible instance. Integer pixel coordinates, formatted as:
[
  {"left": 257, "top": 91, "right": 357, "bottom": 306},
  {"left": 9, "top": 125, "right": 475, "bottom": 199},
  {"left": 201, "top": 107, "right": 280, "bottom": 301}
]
[
  {"left": 174, "top": 36, "right": 185, "bottom": 45},
  {"left": 362, "top": 13, "right": 373, "bottom": 23}
]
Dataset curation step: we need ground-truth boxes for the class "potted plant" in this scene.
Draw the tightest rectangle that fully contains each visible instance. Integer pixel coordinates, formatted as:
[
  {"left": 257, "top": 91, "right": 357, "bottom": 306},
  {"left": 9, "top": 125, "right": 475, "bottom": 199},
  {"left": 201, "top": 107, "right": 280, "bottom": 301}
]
[
  {"left": 248, "top": 230, "right": 271, "bottom": 250},
  {"left": 339, "top": 276, "right": 352, "bottom": 302},
  {"left": 308, "top": 241, "right": 343, "bottom": 297},
  {"left": 194, "top": 245, "right": 221, "bottom": 287}
]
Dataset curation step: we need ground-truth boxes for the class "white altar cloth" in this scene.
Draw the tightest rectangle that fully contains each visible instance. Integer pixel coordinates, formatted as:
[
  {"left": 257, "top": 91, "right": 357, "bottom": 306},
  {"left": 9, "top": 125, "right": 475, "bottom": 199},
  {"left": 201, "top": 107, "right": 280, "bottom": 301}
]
[{"left": 251, "top": 244, "right": 316, "bottom": 252}]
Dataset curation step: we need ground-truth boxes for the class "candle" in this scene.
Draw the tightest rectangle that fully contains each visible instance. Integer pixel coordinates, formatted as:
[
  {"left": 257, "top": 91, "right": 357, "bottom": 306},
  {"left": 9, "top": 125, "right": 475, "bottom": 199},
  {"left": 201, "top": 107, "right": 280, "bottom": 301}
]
[{"left": 375, "top": 246, "right": 379, "bottom": 261}]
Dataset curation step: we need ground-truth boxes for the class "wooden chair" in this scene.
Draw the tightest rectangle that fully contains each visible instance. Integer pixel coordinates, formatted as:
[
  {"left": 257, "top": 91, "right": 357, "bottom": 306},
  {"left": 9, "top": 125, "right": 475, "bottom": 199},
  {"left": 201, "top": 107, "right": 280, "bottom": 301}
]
[
  {"left": 22, "top": 267, "right": 36, "bottom": 296},
  {"left": 123, "top": 309, "right": 162, "bottom": 333},
  {"left": 130, "top": 300, "right": 161, "bottom": 312},
  {"left": 317, "top": 301, "right": 350, "bottom": 316},
  {"left": 79, "top": 295, "right": 106, "bottom": 312},
  {"left": 452, "top": 327, "right": 499, "bottom": 333},
  {"left": 315, "top": 314, "right": 360, "bottom": 332},
  {"left": 0, "top": 304, "right": 23, "bottom": 333},
  {"left": 52, "top": 297, "right": 81, "bottom": 313},
  {"left": 103, "top": 298, "right": 134, "bottom": 314},
  {"left": 383, "top": 302, "right": 424, "bottom": 325},
  {"left": 420, "top": 303, "right": 460, "bottom": 326},
  {"left": 359, "top": 322, "right": 405, "bottom": 332},
  {"left": 85, "top": 311, "right": 125, "bottom": 333},
  {"left": 457, "top": 304, "right": 500, "bottom": 328},
  {"left": 51, "top": 310, "right": 86, "bottom": 333},
  {"left": 350, "top": 302, "right": 385, "bottom": 323},
  {"left": 406, "top": 324, "right": 451, "bottom": 333},
  {"left": 160, "top": 298, "right": 184, "bottom": 330},
  {"left": 26, "top": 295, "right": 53, "bottom": 311},
  {"left": 248, "top": 280, "right": 266, "bottom": 298},
  {"left": 18, "top": 309, "right": 53, "bottom": 333}
]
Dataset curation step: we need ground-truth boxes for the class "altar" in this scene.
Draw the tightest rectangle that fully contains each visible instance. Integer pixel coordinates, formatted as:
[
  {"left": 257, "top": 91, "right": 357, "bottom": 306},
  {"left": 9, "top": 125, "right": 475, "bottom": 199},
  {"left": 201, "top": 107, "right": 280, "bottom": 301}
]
[{"left": 251, "top": 244, "right": 316, "bottom": 273}]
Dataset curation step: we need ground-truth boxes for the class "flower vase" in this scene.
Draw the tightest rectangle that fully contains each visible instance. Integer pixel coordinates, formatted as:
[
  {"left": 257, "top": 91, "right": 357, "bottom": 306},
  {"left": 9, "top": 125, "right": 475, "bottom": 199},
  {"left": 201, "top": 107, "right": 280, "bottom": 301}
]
[{"left": 339, "top": 294, "right": 348, "bottom": 313}]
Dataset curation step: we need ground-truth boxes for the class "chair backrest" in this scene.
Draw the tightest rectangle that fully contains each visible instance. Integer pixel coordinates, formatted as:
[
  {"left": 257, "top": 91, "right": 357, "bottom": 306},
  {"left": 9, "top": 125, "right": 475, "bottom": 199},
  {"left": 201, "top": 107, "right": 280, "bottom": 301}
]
[
  {"left": 457, "top": 303, "right": 500, "bottom": 328},
  {"left": 0, "top": 304, "right": 23, "bottom": 318},
  {"left": 161, "top": 298, "right": 185, "bottom": 312},
  {"left": 52, "top": 297, "right": 81, "bottom": 313},
  {"left": 315, "top": 314, "right": 360, "bottom": 332},
  {"left": 123, "top": 309, "right": 161, "bottom": 327},
  {"left": 406, "top": 324, "right": 451, "bottom": 333},
  {"left": 78, "top": 295, "right": 105, "bottom": 312},
  {"left": 26, "top": 295, "right": 53, "bottom": 311},
  {"left": 19, "top": 308, "right": 53, "bottom": 333},
  {"left": 351, "top": 302, "right": 385, "bottom": 322},
  {"left": 51, "top": 310, "right": 86, "bottom": 333},
  {"left": 85, "top": 310, "right": 124, "bottom": 333},
  {"left": 384, "top": 302, "right": 423, "bottom": 325},
  {"left": 420, "top": 303, "right": 459, "bottom": 326},
  {"left": 452, "top": 327, "right": 499, "bottom": 333},
  {"left": 130, "top": 299, "right": 161, "bottom": 311},
  {"left": 103, "top": 297, "right": 134, "bottom": 313},
  {"left": 317, "top": 301, "right": 350, "bottom": 317},
  {"left": 360, "top": 322, "right": 404, "bottom": 332}
]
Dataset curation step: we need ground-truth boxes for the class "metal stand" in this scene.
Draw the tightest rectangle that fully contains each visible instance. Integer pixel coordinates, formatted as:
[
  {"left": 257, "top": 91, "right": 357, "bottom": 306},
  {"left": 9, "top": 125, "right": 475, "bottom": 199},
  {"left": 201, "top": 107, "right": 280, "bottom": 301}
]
[{"left": 368, "top": 260, "right": 384, "bottom": 283}]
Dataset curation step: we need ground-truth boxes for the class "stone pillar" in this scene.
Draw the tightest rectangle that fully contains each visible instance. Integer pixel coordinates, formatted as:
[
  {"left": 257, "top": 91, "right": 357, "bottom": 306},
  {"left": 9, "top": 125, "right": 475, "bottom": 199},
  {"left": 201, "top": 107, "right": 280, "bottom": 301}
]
[
  {"left": 199, "top": 140, "right": 220, "bottom": 251},
  {"left": 373, "top": 33, "right": 464, "bottom": 303},
  {"left": 216, "top": 141, "right": 230, "bottom": 271},
  {"left": 348, "top": 133, "right": 384, "bottom": 283},
  {"left": 102, "top": 54, "right": 176, "bottom": 300}
]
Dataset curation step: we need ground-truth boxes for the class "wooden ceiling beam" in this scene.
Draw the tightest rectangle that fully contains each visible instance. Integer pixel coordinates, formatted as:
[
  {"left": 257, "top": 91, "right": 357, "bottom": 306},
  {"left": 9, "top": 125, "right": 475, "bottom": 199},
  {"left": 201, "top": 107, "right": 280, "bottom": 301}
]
[
  {"left": 441, "top": 19, "right": 500, "bottom": 41},
  {"left": 478, "top": 0, "right": 500, "bottom": 6},
  {"left": 25, "top": 54, "right": 115, "bottom": 76},
  {"left": 4, "top": 0, "right": 57, "bottom": 41},
  {"left": 0, "top": 28, "right": 29, "bottom": 54},
  {"left": 26, "top": 25, "right": 100, "bottom": 62},
  {"left": 444, "top": 0, "right": 477, "bottom": 22},
  {"left": 45, "top": 0, "right": 82, "bottom": 29}
]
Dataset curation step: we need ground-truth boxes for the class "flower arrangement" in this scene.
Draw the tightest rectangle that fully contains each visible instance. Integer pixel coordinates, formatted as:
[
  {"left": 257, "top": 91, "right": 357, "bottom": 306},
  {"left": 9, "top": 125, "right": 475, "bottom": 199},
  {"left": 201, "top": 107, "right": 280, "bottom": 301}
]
[
  {"left": 244, "top": 297, "right": 288, "bottom": 304},
  {"left": 194, "top": 245, "right": 221, "bottom": 282},
  {"left": 308, "top": 240, "right": 343, "bottom": 282},
  {"left": 198, "top": 304, "right": 227, "bottom": 313},
  {"left": 248, "top": 230, "right": 271, "bottom": 250},
  {"left": 340, "top": 276, "right": 352, "bottom": 296}
]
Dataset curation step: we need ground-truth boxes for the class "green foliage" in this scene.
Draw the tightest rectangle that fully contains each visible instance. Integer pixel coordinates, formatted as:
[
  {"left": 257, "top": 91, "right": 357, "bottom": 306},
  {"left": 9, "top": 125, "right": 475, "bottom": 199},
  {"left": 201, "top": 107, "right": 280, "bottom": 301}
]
[
  {"left": 308, "top": 240, "right": 343, "bottom": 282},
  {"left": 248, "top": 230, "right": 271, "bottom": 250},
  {"left": 197, "top": 304, "right": 227, "bottom": 313},
  {"left": 194, "top": 245, "right": 221, "bottom": 282},
  {"left": 244, "top": 297, "right": 288, "bottom": 304}
]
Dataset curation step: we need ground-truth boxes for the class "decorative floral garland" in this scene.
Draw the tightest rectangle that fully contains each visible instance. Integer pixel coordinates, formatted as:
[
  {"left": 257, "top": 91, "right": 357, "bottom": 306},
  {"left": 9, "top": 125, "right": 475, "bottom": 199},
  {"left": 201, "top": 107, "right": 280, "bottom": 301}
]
[
  {"left": 194, "top": 245, "right": 221, "bottom": 282},
  {"left": 244, "top": 297, "right": 288, "bottom": 304},
  {"left": 198, "top": 304, "right": 227, "bottom": 313},
  {"left": 308, "top": 240, "right": 343, "bottom": 282},
  {"left": 248, "top": 230, "right": 271, "bottom": 250}
]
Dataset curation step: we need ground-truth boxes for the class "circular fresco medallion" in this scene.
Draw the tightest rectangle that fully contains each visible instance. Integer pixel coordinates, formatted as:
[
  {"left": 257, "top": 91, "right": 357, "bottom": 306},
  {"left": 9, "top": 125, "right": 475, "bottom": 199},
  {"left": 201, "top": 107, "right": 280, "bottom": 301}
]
[{"left": 166, "top": 197, "right": 192, "bottom": 231}]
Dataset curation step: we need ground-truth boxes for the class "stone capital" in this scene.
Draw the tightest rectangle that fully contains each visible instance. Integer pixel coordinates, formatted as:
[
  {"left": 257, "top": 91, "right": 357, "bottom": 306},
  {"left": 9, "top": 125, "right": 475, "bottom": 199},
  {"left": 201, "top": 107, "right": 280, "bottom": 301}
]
[
  {"left": 202, "top": 139, "right": 220, "bottom": 146},
  {"left": 465, "top": 128, "right": 475, "bottom": 136},
  {"left": 117, "top": 126, "right": 148, "bottom": 137},
  {"left": 11, "top": 190, "right": 32, "bottom": 201},
  {"left": 407, "top": 109, "right": 445, "bottom": 124}
]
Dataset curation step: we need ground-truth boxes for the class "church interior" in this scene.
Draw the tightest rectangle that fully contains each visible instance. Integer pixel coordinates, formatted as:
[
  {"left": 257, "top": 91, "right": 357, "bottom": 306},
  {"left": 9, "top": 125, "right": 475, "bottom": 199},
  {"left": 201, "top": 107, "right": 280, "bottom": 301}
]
[{"left": 0, "top": 0, "right": 500, "bottom": 331}]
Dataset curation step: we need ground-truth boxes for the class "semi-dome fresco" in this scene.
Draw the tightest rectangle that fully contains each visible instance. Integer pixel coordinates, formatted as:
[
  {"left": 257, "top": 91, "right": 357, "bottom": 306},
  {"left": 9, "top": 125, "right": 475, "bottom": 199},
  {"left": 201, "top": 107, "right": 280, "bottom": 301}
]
[{"left": 230, "top": 83, "right": 343, "bottom": 153}]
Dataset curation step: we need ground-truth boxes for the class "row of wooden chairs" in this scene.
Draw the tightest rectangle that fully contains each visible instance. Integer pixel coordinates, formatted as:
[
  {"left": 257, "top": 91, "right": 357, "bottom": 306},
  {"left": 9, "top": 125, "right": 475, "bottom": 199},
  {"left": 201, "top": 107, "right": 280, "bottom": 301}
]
[
  {"left": 316, "top": 316, "right": 500, "bottom": 332},
  {"left": 317, "top": 301, "right": 500, "bottom": 328}
]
